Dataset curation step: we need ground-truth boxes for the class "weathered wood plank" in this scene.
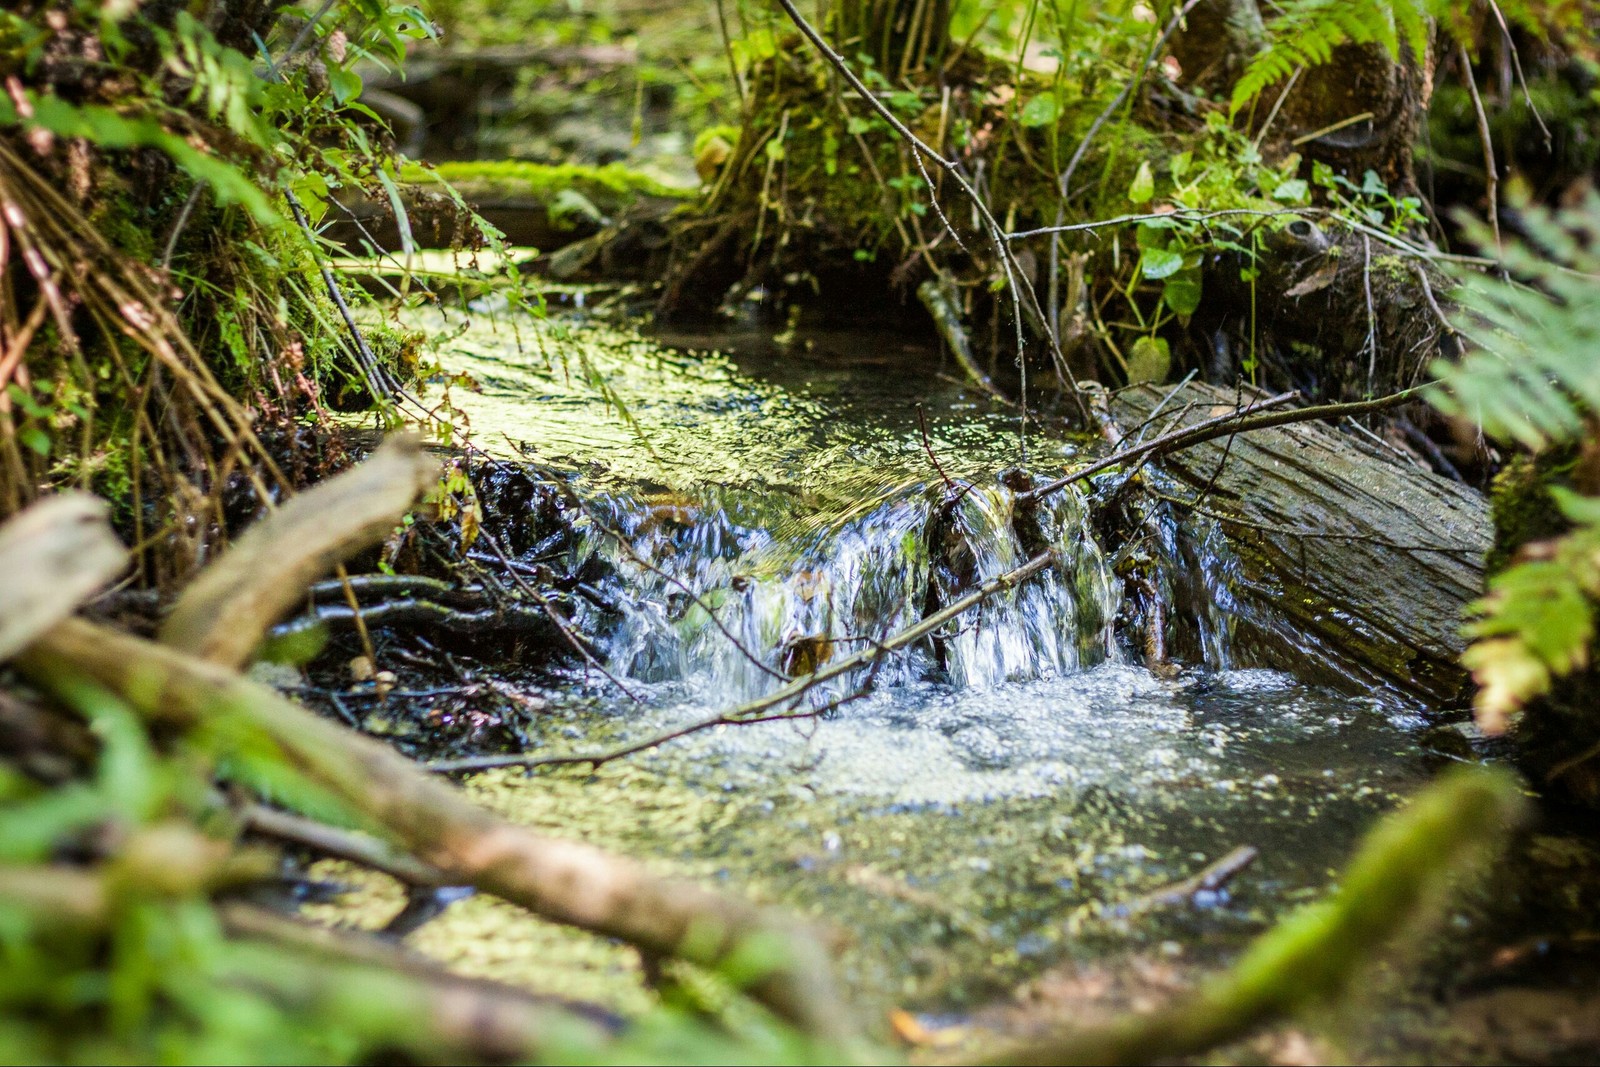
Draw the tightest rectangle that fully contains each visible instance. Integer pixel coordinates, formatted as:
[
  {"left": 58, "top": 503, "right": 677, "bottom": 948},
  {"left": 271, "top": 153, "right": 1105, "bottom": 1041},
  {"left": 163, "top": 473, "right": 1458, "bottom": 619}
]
[{"left": 1112, "top": 382, "right": 1490, "bottom": 705}]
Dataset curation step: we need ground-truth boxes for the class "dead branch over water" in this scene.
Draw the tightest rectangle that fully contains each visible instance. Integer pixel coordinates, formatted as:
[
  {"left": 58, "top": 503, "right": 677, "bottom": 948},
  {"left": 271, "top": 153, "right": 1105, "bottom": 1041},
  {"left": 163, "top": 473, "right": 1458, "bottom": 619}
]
[{"left": 435, "top": 384, "right": 1427, "bottom": 774}]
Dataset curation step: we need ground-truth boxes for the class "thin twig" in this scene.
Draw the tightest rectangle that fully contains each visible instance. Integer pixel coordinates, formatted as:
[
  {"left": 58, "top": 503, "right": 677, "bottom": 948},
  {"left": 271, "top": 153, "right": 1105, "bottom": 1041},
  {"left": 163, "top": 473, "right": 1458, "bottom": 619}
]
[
  {"left": 916, "top": 403, "right": 957, "bottom": 490},
  {"left": 1486, "top": 0, "right": 1551, "bottom": 149},
  {"left": 285, "top": 190, "right": 397, "bottom": 403},
  {"left": 1017, "top": 385, "right": 1424, "bottom": 505},
  {"left": 1056, "top": 0, "right": 1202, "bottom": 200},
  {"left": 159, "top": 180, "right": 206, "bottom": 271},
  {"left": 1362, "top": 233, "right": 1377, "bottom": 392},
  {"left": 471, "top": 526, "right": 646, "bottom": 703},
  {"left": 1251, "top": 67, "right": 1303, "bottom": 149},
  {"left": 1459, "top": 41, "right": 1502, "bottom": 257},
  {"left": 1009, "top": 207, "right": 1306, "bottom": 240},
  {"left": 427, "top": 551, "right": 1059, "bottom": 774},
  {"left": 769, "top": 0, "right": 1088, "bottom": 428}
]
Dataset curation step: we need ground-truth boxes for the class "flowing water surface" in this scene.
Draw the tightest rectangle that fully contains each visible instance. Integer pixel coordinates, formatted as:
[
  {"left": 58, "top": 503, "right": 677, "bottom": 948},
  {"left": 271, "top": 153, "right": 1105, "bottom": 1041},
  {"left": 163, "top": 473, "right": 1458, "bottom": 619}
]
[{"left": 316, "top": 306, "right": 1437, "bottom": 1028}]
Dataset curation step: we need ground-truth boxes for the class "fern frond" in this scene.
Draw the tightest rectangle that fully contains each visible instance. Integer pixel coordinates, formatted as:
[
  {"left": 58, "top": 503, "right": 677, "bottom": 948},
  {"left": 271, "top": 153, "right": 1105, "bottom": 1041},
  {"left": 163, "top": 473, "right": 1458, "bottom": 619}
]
[
  {"left": 1431, "top": 196, "right": 1600, "bottom": 450},
  {"left": 1464, "top": 492, "right": 1600, "bottom": 733},
  {"left": 1433, "top": 196, "right": 1600, "bottom": 733},
  {"left": 1230, "top": 0, "right": 1437, "bottom": 113}
]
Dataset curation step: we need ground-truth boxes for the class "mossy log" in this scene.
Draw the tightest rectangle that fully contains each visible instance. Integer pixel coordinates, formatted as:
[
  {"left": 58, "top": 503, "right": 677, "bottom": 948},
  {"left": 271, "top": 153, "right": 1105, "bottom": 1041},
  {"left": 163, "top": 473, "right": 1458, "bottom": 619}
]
[
  {"left": 324, "top": 162, "right": 691, "bottom": 256},
  {"left": 1111, "top": 381, "right": 1490, "bottom": 705}
]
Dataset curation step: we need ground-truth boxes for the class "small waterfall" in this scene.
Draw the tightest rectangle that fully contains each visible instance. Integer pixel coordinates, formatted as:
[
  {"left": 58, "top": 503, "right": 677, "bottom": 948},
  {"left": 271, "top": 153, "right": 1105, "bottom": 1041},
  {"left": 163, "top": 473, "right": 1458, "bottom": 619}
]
[{"left": 562, "top": 473, "right": 1182, "bottom": 701}]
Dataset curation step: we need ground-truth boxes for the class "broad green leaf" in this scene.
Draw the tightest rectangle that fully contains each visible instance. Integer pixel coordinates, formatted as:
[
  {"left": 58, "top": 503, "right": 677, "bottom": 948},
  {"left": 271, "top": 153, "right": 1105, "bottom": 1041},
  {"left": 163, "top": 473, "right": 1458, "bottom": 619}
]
[
  {"left": 1128, "top": 160, "right": 1155, "bottom": 205},
  {"left": 1162, "top": 271, "right": 1203, "bottom": 317},
  {"left": 1272, "top": 178, "right": 1309, "bottom": 203},
  {"left": 1018, "top": 92, "right": 1061, "bottom": 127},
  {"left": 328, "top": 65, "right": 363, "bottom": 106},
  {"left": 1126, "top": 336, "right": 1171, "bottom": 383},
  {"left": 1139, "top": 245, "right": 1184, "bottom": 280}
]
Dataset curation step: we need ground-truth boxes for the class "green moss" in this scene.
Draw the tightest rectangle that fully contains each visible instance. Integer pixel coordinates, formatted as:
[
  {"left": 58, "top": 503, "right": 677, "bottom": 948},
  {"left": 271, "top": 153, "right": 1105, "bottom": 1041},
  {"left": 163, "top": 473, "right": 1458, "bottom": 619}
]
[
  {"left": 401, "top": 160, "right": 697, "bottom": 203},
  {"left": 1487, "top": 448, "right": 1579, "bottom": 575}
]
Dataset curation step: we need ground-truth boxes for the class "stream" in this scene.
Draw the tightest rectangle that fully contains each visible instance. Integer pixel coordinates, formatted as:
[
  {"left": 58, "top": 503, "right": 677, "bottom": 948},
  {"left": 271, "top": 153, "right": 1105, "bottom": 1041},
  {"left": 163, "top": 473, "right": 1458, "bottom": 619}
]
[{"left": 310, "top": 301, "right": 1447, "bottom": 1044}]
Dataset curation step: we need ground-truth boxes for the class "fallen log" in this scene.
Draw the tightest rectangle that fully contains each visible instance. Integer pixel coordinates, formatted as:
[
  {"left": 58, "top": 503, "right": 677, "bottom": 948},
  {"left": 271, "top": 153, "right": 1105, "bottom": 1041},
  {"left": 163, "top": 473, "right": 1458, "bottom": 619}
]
[{"left": 1110, "top": 381, "right": 1490, "bottom": 705}]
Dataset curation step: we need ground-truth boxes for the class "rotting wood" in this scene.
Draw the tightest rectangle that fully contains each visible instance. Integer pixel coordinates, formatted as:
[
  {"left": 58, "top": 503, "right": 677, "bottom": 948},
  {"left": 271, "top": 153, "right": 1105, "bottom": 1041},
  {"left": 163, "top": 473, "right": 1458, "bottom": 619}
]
[
  {"left": 0, "top": 493, "right": 126, "bottom": 661},
  {"left": 158, "top": 434, "right": 439, "bottom": 669},
  {"left": 14, "top": 618, "right": 852, "bottom": 1044},
  {"left": 1110, "top": 380, "right": 1490, "bottom": 704}
]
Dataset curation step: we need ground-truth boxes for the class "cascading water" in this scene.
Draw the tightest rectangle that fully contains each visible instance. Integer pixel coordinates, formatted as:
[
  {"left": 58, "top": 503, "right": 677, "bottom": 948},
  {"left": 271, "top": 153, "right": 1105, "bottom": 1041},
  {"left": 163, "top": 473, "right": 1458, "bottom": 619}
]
[
  {"left": 573, "top": 474, "right": 1129, "bottom": 701},
  {"left": 376, "top": 309, "right": 1439, "bottom": 1022}
]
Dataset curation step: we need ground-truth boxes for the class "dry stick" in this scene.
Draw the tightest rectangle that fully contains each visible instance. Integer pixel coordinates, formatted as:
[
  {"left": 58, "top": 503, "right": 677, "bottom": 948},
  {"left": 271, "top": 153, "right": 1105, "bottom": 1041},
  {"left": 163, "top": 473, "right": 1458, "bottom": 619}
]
[
  {"left": 158, "top": 434, "right": 438, "bottom": 668},
  {"left": 0, "top": 862, "right": 607, "bottom": 1062},
  {"left": 0, "top": 494, "right": 126, "bottom": 660},
  {"left": 215, "top": 900, "right": 617, "bottom": 1061},
  {"left": 16, "top": 618, "right": 851, "bottom": 1044},
  {"left": 1459, "top": 41, "right": 1502, "bottom": 257},
  {"left": 1124, "top": 844, "right": 1259, "bottom": 912},
  {"left": 241, "top": 802, "right": 446, "bottom": 886},
  {"left": 1009, "top": 206, "right": 1307, "bottom": 241},
  {"left": 432, "top": 684, "right": 878, "bottom": 777}
]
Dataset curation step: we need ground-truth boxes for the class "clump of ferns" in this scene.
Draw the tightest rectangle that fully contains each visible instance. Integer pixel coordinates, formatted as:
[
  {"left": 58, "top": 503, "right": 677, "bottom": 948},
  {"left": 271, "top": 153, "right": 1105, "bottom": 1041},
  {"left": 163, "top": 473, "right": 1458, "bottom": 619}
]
[
  {"left": 1228, "top": 0, "right": 1591, "bottom": 115},
  {"left": 0, "top": 137, "right": 291, "bottom": 586},
  {"left": 1429, "top": 193, "right": 1600, "bottom": 736}
]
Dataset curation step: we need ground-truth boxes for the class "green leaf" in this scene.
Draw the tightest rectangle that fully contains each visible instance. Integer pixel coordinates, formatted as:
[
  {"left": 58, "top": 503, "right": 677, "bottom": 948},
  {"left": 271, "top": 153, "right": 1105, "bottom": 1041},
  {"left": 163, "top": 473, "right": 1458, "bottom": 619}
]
[
  {"left": 1553, "top": 487, "right": 1600, "bottom": 526},
  {"left": 1128, "top": 160, "right": 1155, "bottom": 205},
  {"left": 1272, "top": 178, "right": 1309, "bottom": 203},
  {"left": 1162, "top": 271, "right": 1203, "bottom": 317},
  {"left": 1139, "top": 246, "right": 1185, "bottom": 280},
  {"left": 1126, "top": 336, "right": 1171, "bottom": 383},
  {"left": 15, "top": 93, "right": 278, "bottom": 223},
  {"left": 328, "top": 65, "right": 363, "bottom": 106},
  {"left": 1018, "top": 92, "right": 1061, "bottom": 128}
]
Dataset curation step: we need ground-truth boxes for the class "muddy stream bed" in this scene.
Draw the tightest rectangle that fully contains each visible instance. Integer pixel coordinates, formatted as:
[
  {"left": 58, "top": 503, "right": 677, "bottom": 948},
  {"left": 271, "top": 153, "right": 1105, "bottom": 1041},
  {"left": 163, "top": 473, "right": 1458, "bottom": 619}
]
[{"left": 301, "top": 299, "right": 1599, "bottom": 1060}]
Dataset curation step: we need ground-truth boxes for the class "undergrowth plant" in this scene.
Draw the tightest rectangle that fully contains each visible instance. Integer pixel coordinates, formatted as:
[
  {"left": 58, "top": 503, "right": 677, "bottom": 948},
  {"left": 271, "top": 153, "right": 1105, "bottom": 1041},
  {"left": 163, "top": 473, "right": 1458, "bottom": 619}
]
[
  {"left": 1225, "top": 0, "right": 1591, "bottom": 114},
  {"left": 0, "top": 1, "right": 450, "bottom": 581},
  {"left": 1431, "top": 195, "right": 1600, "bottom": 733}
]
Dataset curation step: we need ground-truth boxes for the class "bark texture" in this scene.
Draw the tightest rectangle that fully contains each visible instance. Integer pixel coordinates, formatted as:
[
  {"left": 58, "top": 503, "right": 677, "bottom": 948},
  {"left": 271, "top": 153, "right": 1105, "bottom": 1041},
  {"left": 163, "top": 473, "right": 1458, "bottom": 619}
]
[{"left": 1113, "top": 382, "right": 1490, "bottom": 704}]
